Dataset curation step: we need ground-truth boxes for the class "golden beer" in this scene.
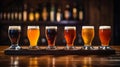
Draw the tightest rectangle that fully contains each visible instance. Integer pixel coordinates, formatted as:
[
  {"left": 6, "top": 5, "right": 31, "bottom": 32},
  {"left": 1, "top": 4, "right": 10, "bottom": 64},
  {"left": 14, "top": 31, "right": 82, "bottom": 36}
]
[
  {"left": 27, "top": 26, "right": 40, "bottom": 47},
  {"left": 82, "top": 26, "right": 94, "bottom": 46}
]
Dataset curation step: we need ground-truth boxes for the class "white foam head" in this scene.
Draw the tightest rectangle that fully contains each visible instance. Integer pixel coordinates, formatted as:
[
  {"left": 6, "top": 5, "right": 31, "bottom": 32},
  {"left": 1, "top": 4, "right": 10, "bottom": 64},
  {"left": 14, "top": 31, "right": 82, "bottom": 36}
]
[
  {"left": 9, "top": 26, "right": 21, "bottom": 30},
  {"left": 64, "top": 26, "right": 76, "bottom": 30},
  {"left": 99, "top": 26, "right": 111, "bottom": 29},
  {"left": 28, "top": 26, "right": 39, "bottom": 29},
  {"left": 82, "top": 26, "right": 94, "bottom": 29},
  {"left": 46, "top": 26, "right": 57, "bottom": 29}
]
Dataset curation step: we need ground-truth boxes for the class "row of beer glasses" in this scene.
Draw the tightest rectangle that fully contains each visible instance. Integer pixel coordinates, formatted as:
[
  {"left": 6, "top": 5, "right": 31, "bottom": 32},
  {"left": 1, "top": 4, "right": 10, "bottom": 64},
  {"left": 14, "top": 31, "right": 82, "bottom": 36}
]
[{"left": 8, "top": 26, "right": 111, "bottom": 50}]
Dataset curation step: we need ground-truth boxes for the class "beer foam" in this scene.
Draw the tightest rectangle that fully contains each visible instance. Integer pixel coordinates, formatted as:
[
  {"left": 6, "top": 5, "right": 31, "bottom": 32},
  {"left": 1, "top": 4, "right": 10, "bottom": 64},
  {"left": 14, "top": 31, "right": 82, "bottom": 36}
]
[
  {"left": 28, "top": 26, "right": 39, "bottom": 29},
  {"left": 46, "top": 26, "right": 57, "bottom": 29},
  {"left": 65, "top": 26, "right": 76, "bottom": 30},
  {"left": 9, "top": 26, "right": 21, "bottom": 30},
  {"left": 82, "top": 26, "right": 94, "bottom": 29},
  {"left": 99, "top": 26, "right": 111, "bottom": 29}
]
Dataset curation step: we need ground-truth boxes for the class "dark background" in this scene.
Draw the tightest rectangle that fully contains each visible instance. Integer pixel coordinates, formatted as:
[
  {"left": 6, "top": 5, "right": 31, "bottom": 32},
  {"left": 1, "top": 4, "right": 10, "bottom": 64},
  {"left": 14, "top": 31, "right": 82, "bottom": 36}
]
[{"left": 0, "top": 0, "right": 120, "bottom": 46}]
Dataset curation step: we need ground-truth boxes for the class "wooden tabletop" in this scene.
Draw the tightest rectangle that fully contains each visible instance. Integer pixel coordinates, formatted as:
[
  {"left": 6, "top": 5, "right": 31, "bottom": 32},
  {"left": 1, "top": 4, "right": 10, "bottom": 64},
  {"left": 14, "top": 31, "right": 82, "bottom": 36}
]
[{"left": 0, "top": 46, "right": 120, "bottom": 67}]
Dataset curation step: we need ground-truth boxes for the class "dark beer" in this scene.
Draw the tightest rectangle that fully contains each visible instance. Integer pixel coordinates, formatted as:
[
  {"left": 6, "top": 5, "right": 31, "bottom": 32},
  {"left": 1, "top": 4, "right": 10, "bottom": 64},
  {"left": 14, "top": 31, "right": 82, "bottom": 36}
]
[
  {"left": 46, "top": 26, "right": 57, "bottom": 47},
  {"left": 8, "top": 26, "right": 21, "bottom": 50},
  {"left": 8, "top": 30, "right": 21, "bottom": 44},
  {"left": 64, "top": 26, "right": 76, "bottom": 47}
]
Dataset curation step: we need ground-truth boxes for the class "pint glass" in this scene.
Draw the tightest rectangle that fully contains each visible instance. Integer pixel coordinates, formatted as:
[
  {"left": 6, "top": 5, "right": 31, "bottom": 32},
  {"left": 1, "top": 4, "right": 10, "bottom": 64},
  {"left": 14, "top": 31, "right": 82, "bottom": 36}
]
[
  {"left": 64, "top": 26, "right": 76, "bottom": 50},
  {"left": 82, "top": 26, "right": 94, "bottom": 50},
  {"left": 45, "top": 26, "right": 57, "bottom": 49},
  {"left": 8, "top": 26, "right": 21, "bottom": 50},
  {"left": 27, "top": 26, "right": 40, "bottom": 49},
  {"left": 99, "top": 26, "right": 111, "bottom": 50}
]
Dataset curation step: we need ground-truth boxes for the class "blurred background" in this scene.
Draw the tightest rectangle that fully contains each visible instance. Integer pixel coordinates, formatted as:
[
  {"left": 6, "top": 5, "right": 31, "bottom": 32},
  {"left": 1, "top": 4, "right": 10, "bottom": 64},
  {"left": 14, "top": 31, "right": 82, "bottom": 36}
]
[{"left": 0, "top": 0, "right": 120, "bottom": 46}]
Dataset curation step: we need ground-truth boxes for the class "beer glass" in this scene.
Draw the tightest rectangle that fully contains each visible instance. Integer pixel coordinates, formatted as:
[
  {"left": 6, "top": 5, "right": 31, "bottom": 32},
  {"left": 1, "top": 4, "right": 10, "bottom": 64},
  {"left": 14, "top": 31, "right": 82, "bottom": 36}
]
[
  {"left": 45, "top": 26, "right": 57, "bottom": 49},
  {"left": 99, "top": 26, "right": 111, "bottom": 50},
  {"left": 8, "top": 26, "right": 21, "bottom": 50},
  {"left": 64, "top": 26, "right": 76, "bottom": 50},
  {"left": 27, "top": 26, "right": 40, "bottom": 49},
  {"left": 82, "top": 26, "right": 94, "bottom": 50}
]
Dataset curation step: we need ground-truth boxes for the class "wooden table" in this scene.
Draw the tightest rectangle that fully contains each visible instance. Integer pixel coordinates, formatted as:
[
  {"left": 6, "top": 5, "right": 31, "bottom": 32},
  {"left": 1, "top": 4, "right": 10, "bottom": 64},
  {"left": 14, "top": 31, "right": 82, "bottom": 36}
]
[{"left": 0, "top": 46, "right": 120, "bottom": 67}]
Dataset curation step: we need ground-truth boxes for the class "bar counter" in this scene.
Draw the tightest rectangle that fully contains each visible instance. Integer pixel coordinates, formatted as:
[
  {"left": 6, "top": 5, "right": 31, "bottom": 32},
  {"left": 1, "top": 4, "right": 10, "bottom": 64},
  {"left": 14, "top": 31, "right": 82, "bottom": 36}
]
[{"left": 0, "top": 46, "right": 120, "bottom": 67}]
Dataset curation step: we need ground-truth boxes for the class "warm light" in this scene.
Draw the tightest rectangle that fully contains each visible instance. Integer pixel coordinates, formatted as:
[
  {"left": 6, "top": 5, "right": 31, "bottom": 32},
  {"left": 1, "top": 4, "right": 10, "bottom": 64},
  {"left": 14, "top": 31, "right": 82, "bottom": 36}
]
[
  {"left": 42, "top": 7, "right": 48, "bottom": 21},
  {"left": 7, "top": 13, "right": 10, "bottom": 20},
  {"left": 23, "top": 10, "right": 27, "bottom": 21},
  {"left": 18, "top": 12, "right": 22, "bottom": 20},
  {"left": 79, "top": 11, "right": 83, "bottom": 20},
  {"left": 14, "top": 12, "right": 18, "bottom": 20},
  {"left": 29, "top": 12, "right": 34, "bottom": 21},
  {"left": 35, "top": 12, "right": 40, "bottom": 21},
  {"left": 73, "top": 8, "right": 77, "bottom": 19}
]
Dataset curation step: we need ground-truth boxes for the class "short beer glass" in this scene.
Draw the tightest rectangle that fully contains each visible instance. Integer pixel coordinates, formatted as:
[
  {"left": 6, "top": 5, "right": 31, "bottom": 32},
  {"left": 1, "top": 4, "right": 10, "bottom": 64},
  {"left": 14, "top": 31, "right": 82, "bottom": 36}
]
[
  {"left": 82, "top": 26, "right": 94, "bottom": 50},
  {"left": 27, "top": 26, "right": 40, "bottom": 49},
  {"left": 45, "top": 26, "right": 57, "bottom": 49},
  {"left": 64, "top": 26, "right": 76, "bottom": 50},
  {"left": 99, "top": 26, "right": 111, "bottom": 50},
  {"left": 8, "top": 26, "right": 21, "bottom": 50}
]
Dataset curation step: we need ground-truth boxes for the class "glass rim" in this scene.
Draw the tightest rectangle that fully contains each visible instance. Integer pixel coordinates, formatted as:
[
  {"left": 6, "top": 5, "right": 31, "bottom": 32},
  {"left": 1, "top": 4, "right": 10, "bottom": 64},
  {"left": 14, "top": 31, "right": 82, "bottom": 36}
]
[
  {"left": 82, "top": 26, "right": 94, "bottom": 29},
  {"left": 99, "top": 26, "right": 111, "bottom": 29},
  {"left": 28, "top": 26, "right": 39, "bottom": 29},
  {"left": 46, "top": 26, "right": 57, "bottom": 29},
  {"left": 64, "top": 26, "right": 76, "bottom": 30},
  {"left": 9, "top": 26, "right": 21, "bottom": 30}
]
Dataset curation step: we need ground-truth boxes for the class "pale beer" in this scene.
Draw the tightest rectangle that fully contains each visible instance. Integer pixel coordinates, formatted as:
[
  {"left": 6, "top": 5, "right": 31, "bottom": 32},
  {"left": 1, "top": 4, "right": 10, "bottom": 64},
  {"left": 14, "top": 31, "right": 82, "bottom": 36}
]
[
  {"left": 27, "top": 26, "right": 40, "bottom": 48},
  {"left": 82, "top": 26, "right": 94, "bottom": 46}
]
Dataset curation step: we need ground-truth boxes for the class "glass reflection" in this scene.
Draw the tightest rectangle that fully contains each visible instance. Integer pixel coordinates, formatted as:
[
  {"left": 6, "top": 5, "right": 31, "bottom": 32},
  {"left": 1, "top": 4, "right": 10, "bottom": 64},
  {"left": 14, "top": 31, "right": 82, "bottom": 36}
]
[
  {"left": 82, "top": 57, "right": 92, "bottom": 67},
  {"left": 10, "top": 56, "right": 19, "bottom": 67},
  {"left": 29, "top": 57, "right": 38, "bottom": 67},
  {"left": 52, "top": 57, "right": 55, "bottom": 67}
]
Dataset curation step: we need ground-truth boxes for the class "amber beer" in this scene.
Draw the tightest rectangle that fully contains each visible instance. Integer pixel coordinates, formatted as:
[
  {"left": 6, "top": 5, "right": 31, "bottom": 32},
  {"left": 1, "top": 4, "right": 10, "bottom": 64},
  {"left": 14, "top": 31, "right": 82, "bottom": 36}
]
[
  {"left": 45, "top": 26, "right": 57, "bottom": 49},
  {"left": 8, "top": 26, "right": 21, "bottom": 50},
  {"left": 64, "top": 26, "right": 76, "bottom": 48},
  {"left": 99, "top": 26, "right": 111, "bottom": 46},
  {"left": 82, "top": 26, "right": 94, "bottom": 46},
  {"left": 27, "top": 26, "right": 40, "bottom": 49}
]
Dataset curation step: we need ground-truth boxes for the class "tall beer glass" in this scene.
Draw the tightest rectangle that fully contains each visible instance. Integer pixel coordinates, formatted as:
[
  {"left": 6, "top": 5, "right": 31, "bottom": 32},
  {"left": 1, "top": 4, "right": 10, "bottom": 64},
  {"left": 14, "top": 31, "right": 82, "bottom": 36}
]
[
  {"left": 45, "top": 26, "right": 57, "bottom": 49},
  {"left": 99, "top": 26, "right": 111, "bottom": 50},
  {"left": 8, "top": 26, "right": 21, "bottom": 50},
  {"left": 82, "top": 26, "right": 94, "bottom": 50},
  {"left": 27, "top": 26, "right": 40, "bottom": 49},
  {"left": 64, "top": 26, "right": 76, "bottom": 50}
]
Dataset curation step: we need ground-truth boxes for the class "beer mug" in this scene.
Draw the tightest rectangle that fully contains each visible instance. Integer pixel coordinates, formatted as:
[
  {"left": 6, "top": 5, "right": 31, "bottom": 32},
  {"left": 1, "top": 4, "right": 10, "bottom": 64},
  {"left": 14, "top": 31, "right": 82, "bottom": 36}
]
[
  {"left": 8, "top": 26, "right": 21, "bottom": 50},
  {"left": 64, "top": 26, "right": 76, "bottom": 50},
  {"left": 99, "top": 26, "right": 111, "bottom": 50},
  {"left": 45, "top": 26, "right": 57, "bottom": 49},
  {"left": 27, "top": 26, "right": 40, "bottom": 49},
  {"left": 81, "top": 26, "right": 94, "bottom": 50}
]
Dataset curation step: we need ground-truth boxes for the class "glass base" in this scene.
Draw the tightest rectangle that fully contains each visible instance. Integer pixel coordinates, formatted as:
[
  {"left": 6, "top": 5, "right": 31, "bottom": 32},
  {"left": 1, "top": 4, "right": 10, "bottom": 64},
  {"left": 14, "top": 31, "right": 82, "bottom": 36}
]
[
  {"left": 46, "top": 46, "right": 57, "bottom": 50},
  {"left": 64, "top": 46, "right": 75, "bottom": 50},
  {"left": 29, "top": 46, "right": 39, "bottom": 50},
  {"left": 81, "top": 46, "right": 94, "bottom": 50},
  {"left": 9, "top": 44, "right": 21, "bottom": 50},
  {"left": 99, "top": 46, "right": 112, "bottom": 50}
]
